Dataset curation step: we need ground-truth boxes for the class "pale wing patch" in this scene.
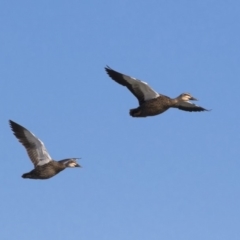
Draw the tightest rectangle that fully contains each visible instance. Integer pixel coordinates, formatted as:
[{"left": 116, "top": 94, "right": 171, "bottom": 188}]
[
  {"left": 23, "top": 129, "right": 52, "bottom": 165},
  {"left": 135, "top": 81, "right": 159, "bottom": 101},
  {"left": 36, "top": 159, "right": 51, "bottom": 166},
  {"left": 123, "top": 75, "right": 159, "bottom": 101}
]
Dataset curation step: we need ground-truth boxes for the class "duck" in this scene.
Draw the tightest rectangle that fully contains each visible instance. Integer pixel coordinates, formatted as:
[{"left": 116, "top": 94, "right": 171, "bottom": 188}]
[
  {"left": 9, "top": 120, "right": 81, "bottom": 180},
  {"left": 105, "top": 66, "right": 209, "bottom": 117}
]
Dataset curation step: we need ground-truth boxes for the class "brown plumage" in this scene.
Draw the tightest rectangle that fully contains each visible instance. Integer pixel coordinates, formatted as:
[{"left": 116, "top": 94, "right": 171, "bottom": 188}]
[
  {"left": 9, "top": 120, "right": 81, "bottom": 180},
  {"left": 105, "top": 66, "right": 209, "bottom": 117}
]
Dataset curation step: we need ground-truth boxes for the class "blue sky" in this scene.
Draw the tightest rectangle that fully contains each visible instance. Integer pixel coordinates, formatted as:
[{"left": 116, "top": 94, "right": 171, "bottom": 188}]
[{"left": 1, "top": 0, "right": 240, "bottom": 239}]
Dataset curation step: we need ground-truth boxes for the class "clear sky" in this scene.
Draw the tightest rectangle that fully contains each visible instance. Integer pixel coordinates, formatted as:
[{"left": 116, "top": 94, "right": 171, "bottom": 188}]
[{"left": 1, "top": 0, "right": 240, "bottom": 239}]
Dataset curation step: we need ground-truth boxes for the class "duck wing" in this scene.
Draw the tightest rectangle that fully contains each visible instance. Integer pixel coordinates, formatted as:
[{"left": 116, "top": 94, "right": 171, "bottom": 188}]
[
  {"left": 9, "top": 120, "right": 52, "bottom": 167},
  {"left": 173, "top": 101, "right": 208, "bottom": 112},
  {"left": 105, "top": 66, "right": 160, "bottom": 105}
]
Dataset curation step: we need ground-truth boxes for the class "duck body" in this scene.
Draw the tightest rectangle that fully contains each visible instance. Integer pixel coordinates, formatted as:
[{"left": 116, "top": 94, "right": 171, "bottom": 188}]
[
  {"left": 130, "top": 95, "right": 173, "bottom": 117},
  {"left": 22, "top": 161, "right": 66, "bottom": 179}
]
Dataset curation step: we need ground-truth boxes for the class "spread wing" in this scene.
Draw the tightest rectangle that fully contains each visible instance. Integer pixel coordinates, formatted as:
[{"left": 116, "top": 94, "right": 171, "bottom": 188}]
[
  {"left": 105, "top": 66, "right": 160, "bottom": 105},
  {"left": 9, "top": 120, "right": 52, "bottom": 167},
  {"left": 173, "top": 101, "right": 208, "bottom": 112}
]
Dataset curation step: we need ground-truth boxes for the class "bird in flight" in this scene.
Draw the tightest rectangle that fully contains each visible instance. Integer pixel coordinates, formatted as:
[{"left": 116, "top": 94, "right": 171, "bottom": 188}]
[
  {"left": 105, "top": 66, "right": 209, "bottom": 117},
  {"left": 9, "top": 120, "right": 81, "bottom": 180}
]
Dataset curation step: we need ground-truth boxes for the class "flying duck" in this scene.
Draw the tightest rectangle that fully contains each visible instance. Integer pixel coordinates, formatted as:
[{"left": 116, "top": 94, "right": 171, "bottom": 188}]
[
  {"left": 105, "top": 66, "right": 209, "bottom": 117},
  {"left": 9, "top": 120, "right": 81, "bottom": 180}
]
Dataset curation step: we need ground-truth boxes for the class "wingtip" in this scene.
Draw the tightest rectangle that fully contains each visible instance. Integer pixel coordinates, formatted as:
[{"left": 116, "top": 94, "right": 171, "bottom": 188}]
[
  {"left": 105, "top": 65, "right": 112, "bottom": 72},
  {"left": 9, "top": 120, "right": 21, "bottom": 128},
  {"left": 9, "top": 119, "right": 15, "bottom": 129},
  {"left": 199, "top": 107, "right": 211, "bottom": 112}
]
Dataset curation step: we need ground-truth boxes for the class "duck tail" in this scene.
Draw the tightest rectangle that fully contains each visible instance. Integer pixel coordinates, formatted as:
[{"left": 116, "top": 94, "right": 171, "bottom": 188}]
[
  {"left": 129, "top": 108, "right": 142, "bottom": 117},
  {"left": 22, "top": 173, "right": 32, "bottom": 179}
]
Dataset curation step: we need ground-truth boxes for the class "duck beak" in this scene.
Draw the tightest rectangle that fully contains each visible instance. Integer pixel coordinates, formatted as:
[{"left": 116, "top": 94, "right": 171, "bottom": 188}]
[
  {"left": 190, "top": 96, "right": 198, "bottom": 101},
  {"left": 75, "top": 163, "right": 82, "bottom": 168}
]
